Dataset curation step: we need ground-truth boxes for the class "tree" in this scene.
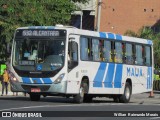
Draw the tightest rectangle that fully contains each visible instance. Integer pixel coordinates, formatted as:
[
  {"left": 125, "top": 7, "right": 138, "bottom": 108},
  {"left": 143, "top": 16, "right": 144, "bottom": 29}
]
[
  {"left": 0, "top": 0, "right": 88, "bottom": 61},
  {"left": 124, "top": 27, "right": 160, "bottom": 65}
]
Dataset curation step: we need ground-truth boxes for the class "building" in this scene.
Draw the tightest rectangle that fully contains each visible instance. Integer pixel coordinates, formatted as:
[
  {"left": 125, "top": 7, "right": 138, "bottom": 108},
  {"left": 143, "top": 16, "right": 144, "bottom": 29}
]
[
  {"left": 70, "top": 0, "right": 96, "bottom": 30},
  {"left": 99, "top": 0, "right": 160, "bottom": 34}
]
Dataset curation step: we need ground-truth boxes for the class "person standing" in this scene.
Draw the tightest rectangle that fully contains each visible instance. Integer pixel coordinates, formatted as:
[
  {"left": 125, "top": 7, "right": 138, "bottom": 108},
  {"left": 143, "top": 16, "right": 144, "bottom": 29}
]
[{"left": 1, "top": 69, "right": 9, "bottom": 96}]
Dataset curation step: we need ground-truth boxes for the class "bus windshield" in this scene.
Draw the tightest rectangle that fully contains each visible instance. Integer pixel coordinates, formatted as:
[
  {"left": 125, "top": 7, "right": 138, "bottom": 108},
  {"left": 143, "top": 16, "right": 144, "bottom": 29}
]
[{"left": 13, "top": 30, "right": 66, "bottom": 72}]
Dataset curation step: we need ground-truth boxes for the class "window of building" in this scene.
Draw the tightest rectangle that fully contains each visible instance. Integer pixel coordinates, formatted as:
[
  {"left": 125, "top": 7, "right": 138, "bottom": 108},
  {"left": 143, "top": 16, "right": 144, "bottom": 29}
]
[{"left": 151, "top": 9, "right": 154, "bottom": 12}]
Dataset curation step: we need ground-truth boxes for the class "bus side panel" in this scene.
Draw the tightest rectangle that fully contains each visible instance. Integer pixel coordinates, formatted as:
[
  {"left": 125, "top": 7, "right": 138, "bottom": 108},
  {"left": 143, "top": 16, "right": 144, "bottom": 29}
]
[
  {"left": 121, "top": 65, "right": 153, "bottom": 94},
  {"left": 66, "top": 67, "right": 81, "bottom": 94}
]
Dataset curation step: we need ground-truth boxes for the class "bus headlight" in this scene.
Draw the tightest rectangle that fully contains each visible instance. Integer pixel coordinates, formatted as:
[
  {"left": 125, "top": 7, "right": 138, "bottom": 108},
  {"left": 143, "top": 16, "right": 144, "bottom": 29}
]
[
  {"left": 13, "top": 77, "right": 17, "bottom": 81},
  {"left": 54, "top": 73, "right": 65, "bottom": 84},
  {"left": 10, "top": 72, "right": 19, "bottom": 82}
]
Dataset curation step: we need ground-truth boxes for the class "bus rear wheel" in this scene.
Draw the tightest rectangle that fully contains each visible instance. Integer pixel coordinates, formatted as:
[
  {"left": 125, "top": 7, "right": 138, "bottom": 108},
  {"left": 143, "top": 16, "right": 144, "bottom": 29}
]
[
  {"left": 74, "top": 82, "right": 88, "bottom": 103},
  {"left": 30, "top": 94, "right": 41, "bottom": 101},
  {"left": 119, "top": 82, "right": 131, "bottom": 103}
]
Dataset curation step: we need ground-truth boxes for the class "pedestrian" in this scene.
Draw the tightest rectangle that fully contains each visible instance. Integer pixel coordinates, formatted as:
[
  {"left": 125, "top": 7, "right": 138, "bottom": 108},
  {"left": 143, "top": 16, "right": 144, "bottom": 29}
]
[
  {"left": 0, "top": 75, "right": 3, "bottom": 92},
  {"left": 13, "top": 92, "right": 18, "bottom": 96},
  {"left": 1, "top": 69, "right": 9, "bottom": 96}
]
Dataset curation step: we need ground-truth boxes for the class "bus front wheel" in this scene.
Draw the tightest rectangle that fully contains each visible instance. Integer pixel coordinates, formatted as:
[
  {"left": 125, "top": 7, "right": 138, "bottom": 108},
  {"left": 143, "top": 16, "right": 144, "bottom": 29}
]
[
  {"left": 30, "top": 94, "right": 41, "bottom": 101},
  {"left": 119, "top": 82, "right": 131, "bottom": 103},
  {"left": 74, "top": 82, "right": 88, "bottom": 103}
]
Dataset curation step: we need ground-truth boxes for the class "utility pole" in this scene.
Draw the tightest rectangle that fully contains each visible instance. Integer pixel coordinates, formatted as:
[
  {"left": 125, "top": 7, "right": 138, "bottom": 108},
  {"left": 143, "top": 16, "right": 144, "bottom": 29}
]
[{"left": 96, "top": 0, "right": 102, "bottom": 31}]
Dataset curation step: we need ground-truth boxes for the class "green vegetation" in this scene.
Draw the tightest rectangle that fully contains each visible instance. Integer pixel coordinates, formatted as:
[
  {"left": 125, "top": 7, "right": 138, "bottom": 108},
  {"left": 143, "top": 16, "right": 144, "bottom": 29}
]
[
  {"left": 124, "top": 27, "right": 160, "bottom": 66},
  {"left": 0, "top": 0, "right": 87, "bottom": 62}
]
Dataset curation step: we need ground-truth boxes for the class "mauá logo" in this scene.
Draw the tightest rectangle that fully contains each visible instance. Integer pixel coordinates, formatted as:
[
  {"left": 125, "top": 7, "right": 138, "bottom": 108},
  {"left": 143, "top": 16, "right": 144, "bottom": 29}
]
[{"left": 127, "top": 67, "right": 143, "bottom": 77}]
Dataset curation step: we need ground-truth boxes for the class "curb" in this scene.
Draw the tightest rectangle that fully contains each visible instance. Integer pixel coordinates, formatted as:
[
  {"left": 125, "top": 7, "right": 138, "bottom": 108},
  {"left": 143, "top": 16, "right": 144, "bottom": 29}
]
[{"left": 0, "top": 92, "right": 27, "bottom": 96}]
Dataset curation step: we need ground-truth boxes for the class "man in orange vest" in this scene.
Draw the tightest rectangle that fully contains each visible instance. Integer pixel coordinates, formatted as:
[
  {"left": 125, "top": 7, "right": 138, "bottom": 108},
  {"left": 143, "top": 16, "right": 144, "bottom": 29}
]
[{"left": 1, "top": 69, "right": 9, "bottom": 96}]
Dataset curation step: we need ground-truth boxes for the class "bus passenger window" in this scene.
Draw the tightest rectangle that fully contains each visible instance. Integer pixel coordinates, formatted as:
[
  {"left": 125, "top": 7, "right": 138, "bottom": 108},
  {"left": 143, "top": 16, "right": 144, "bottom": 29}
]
[
  {"left": 88, "top": 39, "right": 93, "bottom": 60},
  {"left": 92, "top": 39, "right": 100, "bottom": 61},
  {"left": 145, "top": 46, "right": 151, "bottom": 66},
  {"left": 103, "top": 40, "right": 111, "bottom": 62},
  {"left": 125, "top": 43, "right": 134, "bottom": 64},
  {"left": 114, "top": 42, "right": 122, "bottom": 63},
  {"left": 99, "top": 40, "right": 104, "bottom": 61},
  {"left": 80, "top": 37, "right": 89, "bottom": 60},
  {"left": 135, "top": 45, "right": 143, "bottom": 65}
]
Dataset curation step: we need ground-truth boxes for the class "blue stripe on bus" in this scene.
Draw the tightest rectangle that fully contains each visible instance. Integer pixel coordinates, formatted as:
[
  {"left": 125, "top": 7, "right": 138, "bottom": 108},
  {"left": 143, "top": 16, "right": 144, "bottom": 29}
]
[
  {"left": 32, "top": 78, "right": 42, "bottom": 84},
  {"left": 42, "top": 78, "right": 52, "bottom": 84},
  {"left": 22, "top": 77, "right": 32, "bottom": 84},
  {"left": 99, "top": 32, "right": 107, "bottom": 38},
  {"left": 147, "top": 40, "right": 152, "bottom": 45},
  {"left": 147, "top": 67, "right": 152, "bottom": 89},
  {"left": 114, "top": 64, "right": 123, "bottom": 88},
  {"left": 22, "top": 77, "right": 53, "bottom": 84},
  {"left": 107, "top": 33, "right": 115, "bottom": 39},
  {"left": 104, "top": 63, "right": 115, "bottom": 88},
  {"left": 116, "top": 34, "right": 122, "bottom": 41},
  {"left": 93, "top": 63, "right": 107, "bottom": 87}
]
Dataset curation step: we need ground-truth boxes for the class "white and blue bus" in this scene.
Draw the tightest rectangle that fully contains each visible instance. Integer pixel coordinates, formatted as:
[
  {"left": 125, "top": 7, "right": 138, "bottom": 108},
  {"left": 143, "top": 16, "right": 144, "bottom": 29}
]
[{"left": 9, "top": 25, "right": 153, "bottom": 103}]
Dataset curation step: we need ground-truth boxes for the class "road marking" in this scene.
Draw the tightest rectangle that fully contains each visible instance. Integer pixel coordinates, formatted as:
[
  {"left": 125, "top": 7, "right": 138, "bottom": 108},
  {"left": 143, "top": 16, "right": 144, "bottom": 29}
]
[
  {"left": 150, "top": 117, "right": 160, "bottom": 120},
  {"left": 0, "top": 103, "right": 129, "bottom": 111},
  {"left": 1, "top": 102, "right": 160, "bottom": 111},
  {"left": 0, "top": 104, "right": 74, "bottom": 111}
]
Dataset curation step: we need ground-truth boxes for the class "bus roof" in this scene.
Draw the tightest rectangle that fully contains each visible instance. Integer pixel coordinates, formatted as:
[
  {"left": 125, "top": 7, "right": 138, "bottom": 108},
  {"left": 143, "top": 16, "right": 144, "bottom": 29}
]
[{"left": 16, "top": 25, "right": 153, "bottom": 45}]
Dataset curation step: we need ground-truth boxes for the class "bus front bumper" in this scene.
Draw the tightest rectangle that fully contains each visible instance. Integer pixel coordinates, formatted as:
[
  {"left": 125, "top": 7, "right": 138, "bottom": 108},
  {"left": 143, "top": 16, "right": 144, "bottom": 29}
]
[{"left": 10, "top": 81, "right": 67, "bottom": 94}]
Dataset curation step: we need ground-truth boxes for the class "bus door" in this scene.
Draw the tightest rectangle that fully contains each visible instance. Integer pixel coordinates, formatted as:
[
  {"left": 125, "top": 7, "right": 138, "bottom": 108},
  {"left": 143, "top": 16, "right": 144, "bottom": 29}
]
[
  {"left": 66, "top": 35, "right": 79, "bottom": 93},
  {"left": 68, "top": 35, "right": 78, "bottom": 70}
]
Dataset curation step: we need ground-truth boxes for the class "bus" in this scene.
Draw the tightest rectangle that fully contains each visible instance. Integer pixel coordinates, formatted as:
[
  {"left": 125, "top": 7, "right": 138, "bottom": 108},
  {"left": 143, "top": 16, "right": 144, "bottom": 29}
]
[{"left": 9, "top": 25, "right": 153, "bottom": 103}]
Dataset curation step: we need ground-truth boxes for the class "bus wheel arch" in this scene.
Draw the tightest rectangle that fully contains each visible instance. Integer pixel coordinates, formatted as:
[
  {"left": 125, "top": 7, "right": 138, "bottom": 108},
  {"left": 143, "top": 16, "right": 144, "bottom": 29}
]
[
  {"left": 74, "top": 76, "right": 91, "bottom": 103},
  {"left": 119, "top": 79, "right": 132, "bottom": 103}
]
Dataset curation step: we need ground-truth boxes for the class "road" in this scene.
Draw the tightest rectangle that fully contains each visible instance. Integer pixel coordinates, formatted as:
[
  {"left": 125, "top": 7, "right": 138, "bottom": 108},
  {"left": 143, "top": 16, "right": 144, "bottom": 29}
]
[{"left": 0, "top": 92, "right": 160, "bottom": 120}]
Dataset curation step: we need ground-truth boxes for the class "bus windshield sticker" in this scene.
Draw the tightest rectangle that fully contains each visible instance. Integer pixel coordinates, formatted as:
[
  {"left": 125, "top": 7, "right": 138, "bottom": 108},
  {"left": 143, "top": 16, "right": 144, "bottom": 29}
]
[{"left": 19, "top": 60, "right": 35, "bottom": 66}]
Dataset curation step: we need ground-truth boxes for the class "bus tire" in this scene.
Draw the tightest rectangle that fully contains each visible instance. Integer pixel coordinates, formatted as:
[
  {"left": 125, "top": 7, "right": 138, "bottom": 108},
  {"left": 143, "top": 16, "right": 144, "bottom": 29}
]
[
  {"left": 83, "top": 95, "right": 93, "bottom": 103},
  {"left": 119, "top": 82, "right": 131, "bottom": 103},
  {"left": 74, "top": 82, "right": 88, "bottom": 103},
  {"left": 113, "top": 96, "right": 120, "bottom": 103},
  {"left": 30, "top": 94, "right": 40, "bottom": 101}
]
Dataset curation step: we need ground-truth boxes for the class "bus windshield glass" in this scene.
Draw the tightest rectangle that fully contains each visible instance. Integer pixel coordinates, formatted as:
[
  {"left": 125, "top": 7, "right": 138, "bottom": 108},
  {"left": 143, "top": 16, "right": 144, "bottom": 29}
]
[{"left": 13, "top": 29, "right": 66, "bottom": 72}]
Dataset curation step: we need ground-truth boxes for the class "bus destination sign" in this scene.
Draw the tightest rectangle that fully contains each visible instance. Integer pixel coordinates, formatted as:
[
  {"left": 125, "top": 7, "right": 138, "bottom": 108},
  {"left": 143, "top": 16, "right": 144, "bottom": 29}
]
[{"left": 16, "top": 29, "right": 66, "bottom": 37}]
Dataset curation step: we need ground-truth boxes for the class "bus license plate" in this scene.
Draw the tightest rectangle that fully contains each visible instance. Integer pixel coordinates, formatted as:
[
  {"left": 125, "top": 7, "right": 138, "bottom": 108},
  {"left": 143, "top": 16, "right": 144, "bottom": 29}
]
[{"left": 31, "top": 88, "right": 41, "bottom": 93}]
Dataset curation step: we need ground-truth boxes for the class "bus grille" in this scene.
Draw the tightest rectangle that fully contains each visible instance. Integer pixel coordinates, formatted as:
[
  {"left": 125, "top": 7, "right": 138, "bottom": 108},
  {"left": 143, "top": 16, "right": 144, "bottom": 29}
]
[{"left": 21, "top": 85, "right": 50, "bottom": 92}]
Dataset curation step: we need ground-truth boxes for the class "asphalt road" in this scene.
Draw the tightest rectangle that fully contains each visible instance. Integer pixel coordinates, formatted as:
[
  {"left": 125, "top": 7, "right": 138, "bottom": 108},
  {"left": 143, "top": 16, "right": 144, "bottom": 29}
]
[{"left": 0, "top": 92, "right": 160, "bottom": 120}]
